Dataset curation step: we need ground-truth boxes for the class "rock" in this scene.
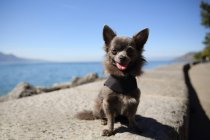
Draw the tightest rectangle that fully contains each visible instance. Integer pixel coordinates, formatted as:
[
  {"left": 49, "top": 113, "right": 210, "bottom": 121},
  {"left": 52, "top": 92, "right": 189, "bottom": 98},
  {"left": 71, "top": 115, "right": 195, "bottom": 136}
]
[
  {"left": 47, "top": 72, "right": 99, "bottom": 91},
  {"left": 0, "top": 82, "right": 38, "bottom": 102},
  {"left": 52, "top": 72, "right": 99, "bottom": 88},
  {"left": 0, "top": 95, "right": 8, "bottom": 102},
  {"left": 0, "top": 72, "right": 99, "bottom": 102},
  {"left": 70, "top": 72, "right": 98, "bottom": 87},
  {"left": 52, "top": 81, "right": 71, "bottom": 87}
]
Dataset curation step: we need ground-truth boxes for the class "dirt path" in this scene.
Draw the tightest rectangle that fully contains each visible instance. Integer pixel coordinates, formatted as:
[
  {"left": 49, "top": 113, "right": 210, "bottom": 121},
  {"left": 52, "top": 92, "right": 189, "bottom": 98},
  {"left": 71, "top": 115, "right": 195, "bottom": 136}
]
[{"left": 188, "top": 62, "right": 210, "bottom": 140}]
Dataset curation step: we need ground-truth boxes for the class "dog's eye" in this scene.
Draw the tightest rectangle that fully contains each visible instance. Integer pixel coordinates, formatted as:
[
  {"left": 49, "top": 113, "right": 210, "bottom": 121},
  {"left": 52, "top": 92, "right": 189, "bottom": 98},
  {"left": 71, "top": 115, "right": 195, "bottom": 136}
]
[
  {"left": 112, "top": 49, "right": 117, "bottom": 55},
  {"left": 126, "top": 47, "right": 134, "bottom": 56}
]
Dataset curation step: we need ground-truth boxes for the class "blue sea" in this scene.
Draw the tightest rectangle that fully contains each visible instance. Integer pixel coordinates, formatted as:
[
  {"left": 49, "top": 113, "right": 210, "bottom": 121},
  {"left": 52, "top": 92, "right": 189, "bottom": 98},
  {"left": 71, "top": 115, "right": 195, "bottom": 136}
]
[{"left": 0, "top": 61, "right": 172, "bottom": 96}]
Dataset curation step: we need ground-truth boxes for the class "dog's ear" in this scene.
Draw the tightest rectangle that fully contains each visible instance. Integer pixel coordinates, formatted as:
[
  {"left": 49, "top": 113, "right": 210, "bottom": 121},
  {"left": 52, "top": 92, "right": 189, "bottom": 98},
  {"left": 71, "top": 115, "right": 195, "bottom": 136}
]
[
  {"left": 133, "top": 28, "right": 149, "bottom": 50},
  {"left": 103, "top": 25, "right": 116, "bottom": 45}
]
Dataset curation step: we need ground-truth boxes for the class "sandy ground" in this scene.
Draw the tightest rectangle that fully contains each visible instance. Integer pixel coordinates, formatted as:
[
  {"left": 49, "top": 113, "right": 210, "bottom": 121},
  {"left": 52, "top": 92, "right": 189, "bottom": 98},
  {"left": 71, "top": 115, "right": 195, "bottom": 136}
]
[{"left": 0, "top": 64, "right": 188, "bottom": 140}]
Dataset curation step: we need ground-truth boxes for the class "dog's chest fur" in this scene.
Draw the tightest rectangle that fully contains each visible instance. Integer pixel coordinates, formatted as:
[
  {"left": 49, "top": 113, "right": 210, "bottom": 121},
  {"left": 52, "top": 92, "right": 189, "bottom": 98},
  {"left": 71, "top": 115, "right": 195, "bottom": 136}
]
[{"left": 98, "top": 78, "right": 140, "bottom": 116}]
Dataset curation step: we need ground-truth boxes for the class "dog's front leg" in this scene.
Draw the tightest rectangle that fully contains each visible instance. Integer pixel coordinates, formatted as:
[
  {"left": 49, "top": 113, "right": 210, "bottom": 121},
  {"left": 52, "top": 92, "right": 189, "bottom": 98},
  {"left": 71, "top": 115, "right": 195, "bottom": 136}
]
[
  {"left": 101, "top": 113, "right": 114, "bottom": 136},
  {"left": 101, "top": 100, "right": 115, "bottom": 136}
]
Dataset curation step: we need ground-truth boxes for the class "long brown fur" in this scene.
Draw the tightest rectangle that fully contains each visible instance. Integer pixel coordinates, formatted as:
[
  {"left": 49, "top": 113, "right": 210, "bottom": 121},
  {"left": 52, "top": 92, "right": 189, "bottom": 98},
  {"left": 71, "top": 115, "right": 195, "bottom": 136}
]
[
  {"left": 75, "top": 25, "right": 149, "bottom": 136},
  {"left": 75, "top": 110, "right": 95, "bottom": 120}
]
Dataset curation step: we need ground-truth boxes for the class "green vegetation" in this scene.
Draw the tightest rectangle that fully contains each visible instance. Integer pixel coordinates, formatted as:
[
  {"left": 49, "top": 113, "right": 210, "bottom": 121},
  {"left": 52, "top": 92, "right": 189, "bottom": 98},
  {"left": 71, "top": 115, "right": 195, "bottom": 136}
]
[{"left": 195, "top": 1, "right": 210, "bottom": 60}]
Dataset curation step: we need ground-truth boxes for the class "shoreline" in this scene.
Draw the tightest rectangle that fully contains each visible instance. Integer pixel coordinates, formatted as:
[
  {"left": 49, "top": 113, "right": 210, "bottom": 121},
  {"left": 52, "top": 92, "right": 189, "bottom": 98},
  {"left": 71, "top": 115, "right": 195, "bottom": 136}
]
[{"left": 0, "top": 60, "right": 176, "bottom": 97}]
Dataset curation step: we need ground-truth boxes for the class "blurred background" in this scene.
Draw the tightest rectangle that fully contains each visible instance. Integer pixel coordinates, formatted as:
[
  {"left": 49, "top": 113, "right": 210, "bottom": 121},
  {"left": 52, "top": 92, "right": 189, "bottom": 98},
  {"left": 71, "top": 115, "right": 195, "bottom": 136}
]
[{"left": 0, "top": 0, "right": 209, "bottom": 96}]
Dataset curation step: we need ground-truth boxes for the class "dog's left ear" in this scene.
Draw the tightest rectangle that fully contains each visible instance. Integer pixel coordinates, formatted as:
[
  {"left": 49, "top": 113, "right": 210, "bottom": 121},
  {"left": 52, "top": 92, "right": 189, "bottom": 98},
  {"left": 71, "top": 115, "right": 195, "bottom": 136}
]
[{"left": 133, "top": 28, "right": 149, "bottom": 50}]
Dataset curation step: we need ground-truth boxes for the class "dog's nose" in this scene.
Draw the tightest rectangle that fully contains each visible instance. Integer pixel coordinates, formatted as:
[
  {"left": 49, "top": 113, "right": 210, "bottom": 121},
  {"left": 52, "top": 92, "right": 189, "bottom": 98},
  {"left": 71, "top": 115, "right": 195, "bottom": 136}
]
[{"left": 119, "top": 55, "right": 127, "bottom": 61}]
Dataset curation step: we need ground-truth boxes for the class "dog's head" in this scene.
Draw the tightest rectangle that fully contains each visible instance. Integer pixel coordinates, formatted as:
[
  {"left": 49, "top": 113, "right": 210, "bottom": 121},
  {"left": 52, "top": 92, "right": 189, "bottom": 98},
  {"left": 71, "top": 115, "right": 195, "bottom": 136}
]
[{"left": 103, "top": 25, "right": 149, "bottom": 77}]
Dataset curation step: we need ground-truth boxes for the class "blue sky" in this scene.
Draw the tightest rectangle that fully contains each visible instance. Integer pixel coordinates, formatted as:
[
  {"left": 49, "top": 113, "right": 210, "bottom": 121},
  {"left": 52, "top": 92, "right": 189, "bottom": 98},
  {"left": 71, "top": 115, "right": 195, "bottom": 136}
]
[{"left": 0, "top": 0, "right": 209, "bottom": 62}]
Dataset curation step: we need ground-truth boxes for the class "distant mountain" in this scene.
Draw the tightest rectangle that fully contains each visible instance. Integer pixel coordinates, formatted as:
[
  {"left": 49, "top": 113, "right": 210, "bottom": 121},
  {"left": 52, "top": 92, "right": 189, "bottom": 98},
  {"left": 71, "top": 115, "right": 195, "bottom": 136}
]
[
  {"left": 0, "top": 52, "right": 44, "bottom": 63},
  {"left": 173, "top": 52, "right": 196, "bottom": 63}
]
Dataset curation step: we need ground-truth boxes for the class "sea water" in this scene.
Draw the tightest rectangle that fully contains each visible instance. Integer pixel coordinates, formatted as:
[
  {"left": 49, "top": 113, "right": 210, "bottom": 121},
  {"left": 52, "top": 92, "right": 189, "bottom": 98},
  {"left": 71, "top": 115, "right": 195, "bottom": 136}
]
[{"left": 0, "top": 61, "right": 171, "bottom": 96}]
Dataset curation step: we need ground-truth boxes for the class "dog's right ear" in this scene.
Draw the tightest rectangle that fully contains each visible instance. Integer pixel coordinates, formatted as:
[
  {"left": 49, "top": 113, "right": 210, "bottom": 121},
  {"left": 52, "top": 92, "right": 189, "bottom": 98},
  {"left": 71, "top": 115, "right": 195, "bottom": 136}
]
[
  {"left": 133, "top": 28, "right": 149, "bottom": 50},
  {"left": 103, "top": 25, "right": 116, "bottom": 45}
]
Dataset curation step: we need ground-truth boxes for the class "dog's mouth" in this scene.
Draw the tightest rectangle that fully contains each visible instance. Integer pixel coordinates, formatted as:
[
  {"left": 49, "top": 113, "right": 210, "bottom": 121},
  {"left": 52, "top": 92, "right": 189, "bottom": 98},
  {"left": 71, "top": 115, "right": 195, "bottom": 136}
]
[{"left": 115, "top": 62, "right": 129, "bottom": 70}]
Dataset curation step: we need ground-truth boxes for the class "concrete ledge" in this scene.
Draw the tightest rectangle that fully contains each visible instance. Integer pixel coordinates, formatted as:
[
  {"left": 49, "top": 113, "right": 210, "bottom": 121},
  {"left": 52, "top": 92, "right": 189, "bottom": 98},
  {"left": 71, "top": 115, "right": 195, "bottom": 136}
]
[{"left": 0, "top": 64, "right": 189, "bottom": 140}]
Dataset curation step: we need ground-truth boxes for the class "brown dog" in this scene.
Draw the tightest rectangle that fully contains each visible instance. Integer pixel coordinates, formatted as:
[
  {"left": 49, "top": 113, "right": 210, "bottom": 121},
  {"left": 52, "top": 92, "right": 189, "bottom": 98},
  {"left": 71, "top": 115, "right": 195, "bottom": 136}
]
[{"left": 75, "top": 25, "right": 149, "bottom": 136}]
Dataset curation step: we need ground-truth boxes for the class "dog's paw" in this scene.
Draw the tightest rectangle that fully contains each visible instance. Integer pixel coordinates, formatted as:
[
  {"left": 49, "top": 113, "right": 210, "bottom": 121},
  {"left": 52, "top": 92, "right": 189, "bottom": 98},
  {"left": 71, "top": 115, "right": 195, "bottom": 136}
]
[
  {"left": 101, "top": 119, "right": 107, "bottom": 125},
  {"left": 101, "top": 129, "right": 113, "bottom": 136}
]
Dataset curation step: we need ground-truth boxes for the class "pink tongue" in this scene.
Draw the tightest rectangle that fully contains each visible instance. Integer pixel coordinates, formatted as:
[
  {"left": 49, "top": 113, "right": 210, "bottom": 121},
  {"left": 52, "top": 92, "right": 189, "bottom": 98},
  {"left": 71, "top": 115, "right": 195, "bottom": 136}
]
[{"left": 116, "top": 63, "right": 128, "bottom": 70}]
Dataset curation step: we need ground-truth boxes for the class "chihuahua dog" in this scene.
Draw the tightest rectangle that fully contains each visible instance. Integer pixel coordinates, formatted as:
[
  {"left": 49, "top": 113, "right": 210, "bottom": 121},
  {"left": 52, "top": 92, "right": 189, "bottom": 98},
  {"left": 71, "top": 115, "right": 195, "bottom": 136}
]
[{"left": 75, "top": 25, "right": 149, "bottom": 136}]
